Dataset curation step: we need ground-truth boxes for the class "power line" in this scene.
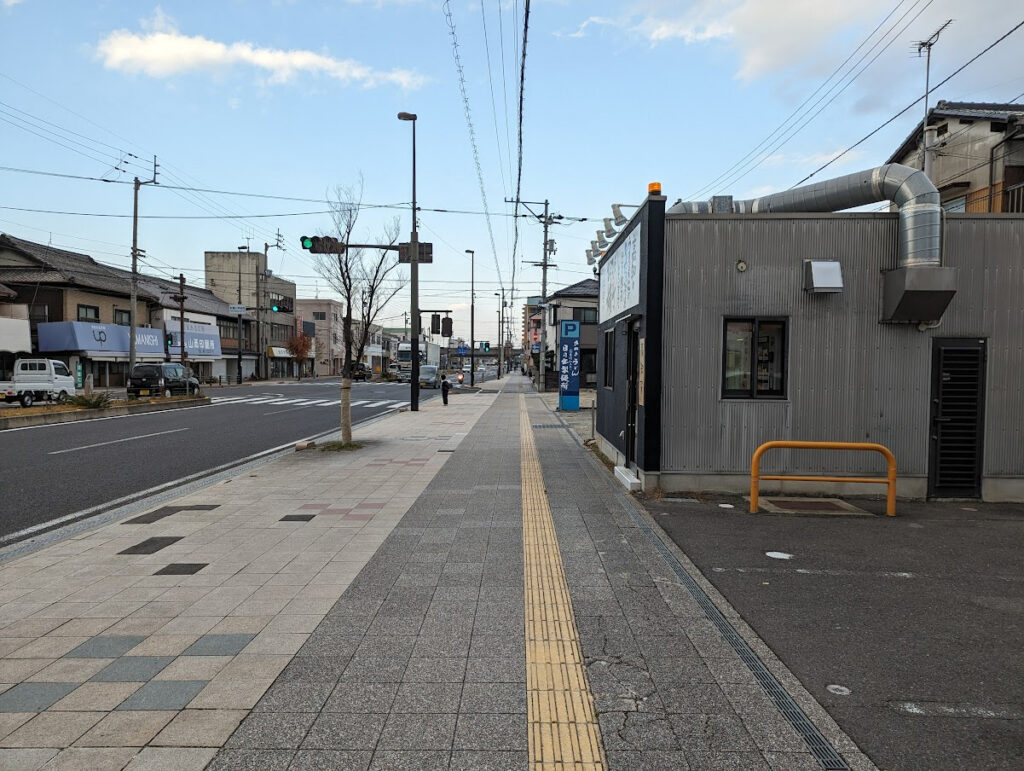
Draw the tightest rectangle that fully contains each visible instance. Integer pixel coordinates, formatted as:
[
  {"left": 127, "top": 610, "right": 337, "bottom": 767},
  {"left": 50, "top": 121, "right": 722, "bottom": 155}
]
[{"left": 792, "top": 18, "right": 1024, "bottom": 187}]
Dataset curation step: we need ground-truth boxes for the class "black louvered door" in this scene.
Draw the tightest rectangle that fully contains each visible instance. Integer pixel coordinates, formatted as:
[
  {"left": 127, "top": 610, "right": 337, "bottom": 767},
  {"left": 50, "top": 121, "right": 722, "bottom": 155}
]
[{"left": 928, "top": 339, "right": 986, "bottom": 498}]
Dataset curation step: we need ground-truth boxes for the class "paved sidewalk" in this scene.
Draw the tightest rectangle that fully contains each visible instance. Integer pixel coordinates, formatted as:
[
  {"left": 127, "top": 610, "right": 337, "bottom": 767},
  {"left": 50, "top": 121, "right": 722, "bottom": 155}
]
[{"left": 0, "top": 375, "right": 875, "bottom": 769}]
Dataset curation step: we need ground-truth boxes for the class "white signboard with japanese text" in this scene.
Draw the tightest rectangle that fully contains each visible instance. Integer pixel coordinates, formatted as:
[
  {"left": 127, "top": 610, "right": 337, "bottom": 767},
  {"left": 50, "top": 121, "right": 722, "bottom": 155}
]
[{"left": 599, "top": 224, "right": 641, "bottom": 323}]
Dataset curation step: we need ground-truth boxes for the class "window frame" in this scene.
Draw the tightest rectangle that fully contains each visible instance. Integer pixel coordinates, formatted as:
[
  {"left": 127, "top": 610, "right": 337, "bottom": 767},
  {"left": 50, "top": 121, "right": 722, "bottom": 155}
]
[
  {"left": 113, "top": 309, "right": 131, "bottom": 326},
  {"left": 721, "top": 317, "right": 788, "bottom": 400},
  {"left": 77, "top": 304, "right": 100, "bottom": 322},
  {"left": 572, "top": 306, "right": 598, "bottom": 324}
]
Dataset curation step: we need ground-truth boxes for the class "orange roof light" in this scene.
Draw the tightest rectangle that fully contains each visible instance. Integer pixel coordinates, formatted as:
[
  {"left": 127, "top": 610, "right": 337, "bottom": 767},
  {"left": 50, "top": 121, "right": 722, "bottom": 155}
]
[{"left": 648, "top": 182, "right": 662, "bottom": 195}]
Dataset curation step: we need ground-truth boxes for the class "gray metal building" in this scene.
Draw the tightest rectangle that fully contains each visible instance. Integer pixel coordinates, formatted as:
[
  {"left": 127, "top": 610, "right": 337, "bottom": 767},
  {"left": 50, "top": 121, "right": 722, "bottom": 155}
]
[{"left": 596, "top": 168, "right": 1024, "bottom": 502}]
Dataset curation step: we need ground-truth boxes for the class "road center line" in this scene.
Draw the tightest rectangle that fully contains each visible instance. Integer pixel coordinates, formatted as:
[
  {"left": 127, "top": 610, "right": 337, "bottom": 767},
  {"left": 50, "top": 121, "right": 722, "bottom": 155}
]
[{"left": 48, "top": 427, "right": 190, "bottom": 455}]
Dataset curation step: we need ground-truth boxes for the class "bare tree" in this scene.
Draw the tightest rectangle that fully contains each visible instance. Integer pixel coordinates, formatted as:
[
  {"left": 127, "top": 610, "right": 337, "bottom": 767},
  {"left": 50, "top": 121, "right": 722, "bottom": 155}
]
[{"left": 313, "top": 177, "right": 405, "bottom": 443}]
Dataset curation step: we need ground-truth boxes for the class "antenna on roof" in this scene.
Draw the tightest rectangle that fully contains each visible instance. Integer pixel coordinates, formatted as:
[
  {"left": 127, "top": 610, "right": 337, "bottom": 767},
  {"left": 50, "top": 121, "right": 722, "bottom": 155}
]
[{"left": 915, "top": 20, "right": 954, "bottom": 179}]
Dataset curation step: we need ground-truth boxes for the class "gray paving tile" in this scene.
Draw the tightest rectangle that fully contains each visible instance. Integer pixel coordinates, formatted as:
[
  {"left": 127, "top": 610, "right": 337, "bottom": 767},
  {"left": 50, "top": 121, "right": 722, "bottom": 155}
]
[
  {"left": 661, "top": 683, "right": 734, "bottom": 714},
  {"left": 402, "top": 657, "right": 466, "bottom": 682},
  {"left": 606, "top": 750, "right": 691, "bottom": 770},
  {"left": 339, "top": 656, "right": 409, "bottom": 683},
  {"left": 290, "top": 750, "right": 372, "bottom": 770},
  {"left": 449, "top": 750, "right": 528, "bottom": 770},
  {"left": 66, "top": 635, "right": 147, "bottom": 658},
  {"left": 599, "top": 711, "right": 680, "bottom": 751},
  {"left": 299, "top": 631, "right": 362, "bottom": 658},
  {"left": 182, "top": 633, "right": 257, "bottom": 656},
  {"left": 377, "top": 712, "right": 456, "bottom": 750},
  {"left": 453, "top": 713, "right": 528, "bottom": 751},
  {"left": 464, "top": 656, "right": 525, "bottom": 683},
  {"left": 459, "top": 682, "right": 526, "bottom": 713},
  {"left": 277, "top": 656, "right": 350, "bottom": 683},
  {"left": 226, "top": 711, "right": 318, "bottom": 749},
  {"left": 90, "top": 655, "right": 174, "bottom": 682},
  {"left": 684, "top": 749, "right": 772, "bottom": 770},
  {"left": 0, "top": 682, "right": 78, "bottom": 712},
  {"left": 391, "top": 682, "right": 461, "bottom": 713},
  {"left": 324, "top": 681, "right": 399, "bottom": 713},
  {"left": 302, "top": 712, "right": 386, "bottom": 750},
  {"left": 669, "top": 713, "right": 759, "bottom": 754},
  {"left": 354, "top": 635, "right": 417, "bottom": 659},
  {"left": 116, "top": 679, "right": 208, "bottom": 710},
  {"left": 254, "top": 681, "right": 334, "bottom": 713},
  {"left": 764, "top": 751, "right": 822, "bottom": 770},
  {"left": 370, "top": 750, "right": 450, "bottom": 770},
  {"left": 206, "top": 749, "right": 295, "bottom": 770}
]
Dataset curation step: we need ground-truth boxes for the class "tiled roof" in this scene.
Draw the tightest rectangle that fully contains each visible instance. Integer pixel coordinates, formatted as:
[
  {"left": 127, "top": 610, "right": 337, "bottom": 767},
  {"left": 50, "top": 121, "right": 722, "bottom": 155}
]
[
  {"left": 549, "top": 278, "right": 599, "bottom": 300},
  {"left": 887, "top": 100, "right": 1024, "bottom": 163},
  {"left": 0, "top": 233, "right": 162, "bottom": 300}
]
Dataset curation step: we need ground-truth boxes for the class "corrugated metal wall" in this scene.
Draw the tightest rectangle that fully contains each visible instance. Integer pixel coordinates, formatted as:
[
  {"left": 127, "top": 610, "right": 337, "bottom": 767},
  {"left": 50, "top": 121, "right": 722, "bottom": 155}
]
[{"left": 660, "top": 213, "right": 1024, "bottom": 477}]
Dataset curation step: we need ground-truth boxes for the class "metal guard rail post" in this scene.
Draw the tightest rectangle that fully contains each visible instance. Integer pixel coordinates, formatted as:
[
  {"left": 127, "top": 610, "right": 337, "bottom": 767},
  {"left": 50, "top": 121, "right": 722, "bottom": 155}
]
[{"left": 750, "top": 441, "right": 897, "bottom": 516}]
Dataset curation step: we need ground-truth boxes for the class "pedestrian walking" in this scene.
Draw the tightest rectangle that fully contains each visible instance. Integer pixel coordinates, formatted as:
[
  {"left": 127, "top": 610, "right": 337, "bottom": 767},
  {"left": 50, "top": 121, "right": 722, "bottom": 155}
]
[{"left": 441, "top": 374, "right": 450, "bottom": 406}]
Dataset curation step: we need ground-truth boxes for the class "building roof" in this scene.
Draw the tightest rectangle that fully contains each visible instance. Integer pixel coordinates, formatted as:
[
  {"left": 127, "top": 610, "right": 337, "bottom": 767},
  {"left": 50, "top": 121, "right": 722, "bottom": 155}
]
[
  {"left": 0, "top": 282, "right": 15, "bottom": 299},
  {"left": 0, "top": 233, "right": 160, "bottom": 300},
  {"left": 887, "top": 100, "right": 1024, "bottom": 163},
  {"left": 548, "top": 278, "right": 599, "bottom": 300}
]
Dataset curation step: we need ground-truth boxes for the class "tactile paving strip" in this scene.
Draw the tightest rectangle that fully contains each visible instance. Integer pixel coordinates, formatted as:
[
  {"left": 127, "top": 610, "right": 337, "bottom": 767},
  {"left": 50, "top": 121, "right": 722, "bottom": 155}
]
[{"left": 519, "top": 395, "right": 607, "bottom": 770}]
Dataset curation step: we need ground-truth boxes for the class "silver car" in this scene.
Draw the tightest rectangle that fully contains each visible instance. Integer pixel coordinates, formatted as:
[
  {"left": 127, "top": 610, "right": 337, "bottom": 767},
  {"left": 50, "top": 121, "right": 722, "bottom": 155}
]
[{"left": 418, "top": 365, "right": 440, "bottom": 389}]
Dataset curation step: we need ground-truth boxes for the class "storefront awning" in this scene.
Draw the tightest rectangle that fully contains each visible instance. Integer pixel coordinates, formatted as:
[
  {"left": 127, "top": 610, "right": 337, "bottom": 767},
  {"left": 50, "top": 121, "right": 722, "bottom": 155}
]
[{"left": 267, "top": 347, "right": 293, "bottom": 358}]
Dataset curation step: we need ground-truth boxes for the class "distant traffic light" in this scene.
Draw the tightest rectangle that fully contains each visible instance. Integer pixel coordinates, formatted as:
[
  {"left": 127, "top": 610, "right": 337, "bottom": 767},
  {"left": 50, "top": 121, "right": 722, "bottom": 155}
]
[
  {"left": 270, "top": 304, "right": 279, "bottom": 312},
  {"left": 484, "top": 341, "right": 490, "bottom": 352},
  {"left": 164, "top": 332, "right": 174, "bottom": 347},
  {"left": 441, "top": 317, "right": 453, "bottom": 337},
  {"left": 299, "top": 235, "right": 346, "bottom": 254},
  {"left": 431, "top": 314, "right": 441, "bottom": 334}
]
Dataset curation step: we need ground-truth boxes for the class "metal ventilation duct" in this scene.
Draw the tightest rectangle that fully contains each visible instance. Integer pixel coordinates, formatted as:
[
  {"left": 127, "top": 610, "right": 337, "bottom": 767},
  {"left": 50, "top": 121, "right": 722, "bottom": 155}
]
[{"left": 667, "top": 163, "right": 955, "bottom": 322}]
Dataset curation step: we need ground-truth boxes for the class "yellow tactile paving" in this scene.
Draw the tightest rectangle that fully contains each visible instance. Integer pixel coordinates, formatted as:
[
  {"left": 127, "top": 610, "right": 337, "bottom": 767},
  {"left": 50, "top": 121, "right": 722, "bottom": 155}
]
[{"left": 519, "top": 395, "right": 607, "bottom": 771}]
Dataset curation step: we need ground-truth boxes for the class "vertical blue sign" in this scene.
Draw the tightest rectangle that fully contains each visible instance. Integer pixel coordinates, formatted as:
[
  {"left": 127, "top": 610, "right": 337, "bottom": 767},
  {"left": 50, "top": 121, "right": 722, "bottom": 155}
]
[{"left": 558, "top": 320, "right": 581, "bottom": 411}]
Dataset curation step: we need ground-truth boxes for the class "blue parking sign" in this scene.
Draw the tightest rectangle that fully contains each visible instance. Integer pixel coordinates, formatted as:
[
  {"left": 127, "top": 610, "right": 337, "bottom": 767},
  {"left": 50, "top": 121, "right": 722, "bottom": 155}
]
[{"left": 558, "top": 320, "right": 580, "bottom": 411}]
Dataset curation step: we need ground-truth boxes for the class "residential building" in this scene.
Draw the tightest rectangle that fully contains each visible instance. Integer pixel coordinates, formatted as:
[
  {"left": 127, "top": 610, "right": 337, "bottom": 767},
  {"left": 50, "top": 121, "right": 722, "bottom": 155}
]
[
  {"left": 888, "top": 100, "right": 1024, "bottom": 212},
  {"left": 545, "top": 279, "right": 599, "bottom": 388},
  {"left": 296, "top": 298, "right": 385, "bottom": 375}
]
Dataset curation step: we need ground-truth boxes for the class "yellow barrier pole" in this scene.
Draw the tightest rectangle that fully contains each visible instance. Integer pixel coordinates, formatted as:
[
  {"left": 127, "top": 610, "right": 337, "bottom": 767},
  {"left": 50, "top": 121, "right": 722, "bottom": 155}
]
[{"left": 750, "top": 443, "right": 766, "bottom": 513}]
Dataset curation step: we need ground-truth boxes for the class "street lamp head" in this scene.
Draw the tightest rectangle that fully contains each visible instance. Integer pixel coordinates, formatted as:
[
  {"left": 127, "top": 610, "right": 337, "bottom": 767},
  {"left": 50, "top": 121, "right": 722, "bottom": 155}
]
[
  {"left": 596, "top": 231, "right": 609, "bottom": 249},
  {"left": 397, "top": 112, "right": 417, "bottom": 121},
  {"left": 465, "top": 249, "right": 474, "bottom": 256}
]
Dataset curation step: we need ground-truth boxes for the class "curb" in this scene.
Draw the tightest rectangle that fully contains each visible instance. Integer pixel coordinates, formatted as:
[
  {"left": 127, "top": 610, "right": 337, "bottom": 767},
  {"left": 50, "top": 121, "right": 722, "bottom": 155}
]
[{"left": 0, "top": 396, "right": 211, "bottom": 430}]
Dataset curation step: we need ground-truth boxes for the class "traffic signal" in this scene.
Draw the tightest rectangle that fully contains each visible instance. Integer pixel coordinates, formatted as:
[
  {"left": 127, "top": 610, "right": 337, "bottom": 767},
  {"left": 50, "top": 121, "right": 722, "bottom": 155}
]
[
  {"left": 299, "top": 235, "right": 346, "bottom": 254},
  {"left": 431, "top": 314, "right": 441, "bottom": 334},
  {"left": 164, "top": 332, "right": 174, "bottom": 347},
  {"left": 484, "top": 341, "right": 490, "bottom": 352},
  {"left": 441, "top": 317, "right": 453, "bottom": 337},
  {"left": 270, "top": 304, "right": 279, "bottom": 312}
]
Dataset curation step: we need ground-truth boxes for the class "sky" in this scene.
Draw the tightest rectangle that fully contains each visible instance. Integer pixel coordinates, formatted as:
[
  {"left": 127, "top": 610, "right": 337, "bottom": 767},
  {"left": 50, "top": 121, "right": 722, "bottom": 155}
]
[{"left": 2, "top": 0, "right": 1021, "bottom": 345}]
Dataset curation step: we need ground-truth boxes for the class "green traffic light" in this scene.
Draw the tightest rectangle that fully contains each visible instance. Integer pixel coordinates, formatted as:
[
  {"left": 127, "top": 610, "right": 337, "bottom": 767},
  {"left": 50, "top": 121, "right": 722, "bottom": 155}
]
[
  {"left": 300, "top": 236, "right": 313, "bottom": 250},
  {"left": 271, "top": 305, "right": 279, "bottom": 312}
]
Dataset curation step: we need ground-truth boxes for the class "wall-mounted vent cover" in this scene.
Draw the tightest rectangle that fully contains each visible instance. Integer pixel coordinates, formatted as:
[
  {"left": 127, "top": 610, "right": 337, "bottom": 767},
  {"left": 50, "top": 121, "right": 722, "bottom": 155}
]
[{"left": 803, "top": 260, "right": 844, "bottom": 293}]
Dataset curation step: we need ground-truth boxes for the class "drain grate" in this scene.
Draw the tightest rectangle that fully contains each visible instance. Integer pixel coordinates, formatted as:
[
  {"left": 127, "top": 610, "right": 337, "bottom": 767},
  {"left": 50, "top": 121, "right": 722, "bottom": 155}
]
[{"left": 617, "top": 494, "right": 851, "bottom": 769}]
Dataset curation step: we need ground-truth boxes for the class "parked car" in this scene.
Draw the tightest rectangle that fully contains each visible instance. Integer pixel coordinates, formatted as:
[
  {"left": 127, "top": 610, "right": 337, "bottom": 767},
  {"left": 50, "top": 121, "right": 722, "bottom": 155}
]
[
  {"left": 1, "top": 358, "right": 76, "bottom": 407},
  {"left": 351, "top": 363, "right": 370, "bottom": 381},
  {"left": 418, "top": 365, "right": 440, "bottom": 389},
  {"left": 127, "top": 363, "right": 199, "bottom": 399}
]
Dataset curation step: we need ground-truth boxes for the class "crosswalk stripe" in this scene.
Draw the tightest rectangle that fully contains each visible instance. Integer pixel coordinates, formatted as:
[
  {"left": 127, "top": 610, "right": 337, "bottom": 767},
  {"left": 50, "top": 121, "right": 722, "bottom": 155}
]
[{"left": 349, "top": 400, "right": 370, "bottom": 407}]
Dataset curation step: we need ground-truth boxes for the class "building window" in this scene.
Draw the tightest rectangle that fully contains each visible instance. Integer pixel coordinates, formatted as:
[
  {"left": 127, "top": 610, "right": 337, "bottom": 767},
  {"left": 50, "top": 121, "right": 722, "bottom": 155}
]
[
  {"left": 722, "top": 318, "right": 786, "bottom": 399},
  {"left": 603, "top": 329, "right": 615, "bottom": 387},
  {"left": 114, "top": 309, "right": 131, "bottom": 326},
  {"left": 572, "top": 307, "right": 598, "bottom": 324},
  {"left": 77, "top": 304, "right": 100, "bottom": 322},
  {"left": 313, "top": 311, "right": 326, "bottom": 321}
]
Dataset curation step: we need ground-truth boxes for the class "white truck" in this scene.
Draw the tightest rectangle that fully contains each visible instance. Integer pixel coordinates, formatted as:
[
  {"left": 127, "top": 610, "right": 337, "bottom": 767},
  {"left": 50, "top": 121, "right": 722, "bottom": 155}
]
[
  {"left": 396, "top": 341, "right": 440, "bottom": 381},
  {"left": 1, "top": 358, "right": 77, "bottom": 407}
]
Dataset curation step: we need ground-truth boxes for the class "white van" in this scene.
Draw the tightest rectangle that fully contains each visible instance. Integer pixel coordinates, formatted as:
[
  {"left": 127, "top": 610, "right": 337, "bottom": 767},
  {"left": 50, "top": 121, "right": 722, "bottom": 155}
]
[{"left": 1, "top": 359, "right": 76, "bottom": 407}]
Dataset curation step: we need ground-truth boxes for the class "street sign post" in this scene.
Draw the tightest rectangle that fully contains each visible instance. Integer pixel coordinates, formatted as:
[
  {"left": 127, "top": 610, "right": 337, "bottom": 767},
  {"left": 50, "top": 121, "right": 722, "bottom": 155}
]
[
  {"left": 558, "top": 320, "right": 581, "bottom": 411},
  {"left": 228, "top": 304, "right": 246, "bottom": 315}
]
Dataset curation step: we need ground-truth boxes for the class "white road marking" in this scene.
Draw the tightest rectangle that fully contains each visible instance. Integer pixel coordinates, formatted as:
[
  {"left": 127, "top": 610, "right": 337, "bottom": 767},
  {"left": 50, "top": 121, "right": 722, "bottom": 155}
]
[
  {"left": 827, "top": 685, "right": 851, "bottom": 696},
  {"left": 765, "top": 551, "right": 794, "bottom": 560},
  {"left": 49, "top": 427, "right": 189, "bottom": 455},
  {"left": 365, "top": 400, "right": 394, "bottom": 408},
  {"left": 890, "top": 701, "right": 1023, "bottom": 719}
]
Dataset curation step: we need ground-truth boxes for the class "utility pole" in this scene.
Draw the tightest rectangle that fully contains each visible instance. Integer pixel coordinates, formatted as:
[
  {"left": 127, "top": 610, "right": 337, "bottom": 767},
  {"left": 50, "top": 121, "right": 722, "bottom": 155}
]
[
  {"left": 171, "top": 273, "right": 187, "bottom": 369},
  {"left": 261, "top": 231, "right": 284, "bottom": 379},
  {"left": 237, "top": 246, "right": 247, "bottom": 384},
  {"left": 916, "top": 20, "right": 953, "bottom": 179},
  {"left": 397, "top": 111, "right": 420, "bottom": 411},
  {"left": 506, "top": 197, "right": 560, "bottom": 391},
  {"left": 466, "top": 249, "right": 475, "bottom": 386},
  {"left": 128, "top": 157, "right": 158, "bottom": 371}
]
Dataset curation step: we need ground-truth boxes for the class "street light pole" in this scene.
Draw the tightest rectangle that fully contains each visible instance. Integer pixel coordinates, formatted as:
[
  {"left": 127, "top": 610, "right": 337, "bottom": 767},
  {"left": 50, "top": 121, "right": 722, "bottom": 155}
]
[
  {"left": 398, "top": 112, "right": 420, "bottom": 411},
  {"left": 494, "top": 290, "right": 505, "bottom": 379},
  {"left": 466, "top": 249, "right": 475, "bottom": 386}
]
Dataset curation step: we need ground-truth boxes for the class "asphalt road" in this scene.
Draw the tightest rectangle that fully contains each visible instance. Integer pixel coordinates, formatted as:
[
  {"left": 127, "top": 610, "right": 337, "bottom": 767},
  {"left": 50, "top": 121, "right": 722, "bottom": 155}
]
[
  {"left": 0, "top": 379, "right": 440, "bottom": 539},
  {"left": 648, "top": 495, "right": 1024, "bottom": 771}
]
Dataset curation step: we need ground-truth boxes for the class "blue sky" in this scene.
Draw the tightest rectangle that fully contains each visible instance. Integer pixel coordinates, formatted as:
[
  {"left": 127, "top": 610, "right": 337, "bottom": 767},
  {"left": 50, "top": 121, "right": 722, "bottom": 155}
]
[{"left": 2, "top": 0, "right": 1021, "bottom": 344}]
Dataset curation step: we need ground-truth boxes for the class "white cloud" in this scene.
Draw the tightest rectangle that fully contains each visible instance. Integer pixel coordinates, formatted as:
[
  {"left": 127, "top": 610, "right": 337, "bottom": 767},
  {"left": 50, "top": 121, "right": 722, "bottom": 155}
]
[
  {"left": 96, "top": 9, "right": 425, "bottom": 90},
  {"left": 2, "top": 0, "right": 26, "bottom": 7},
  {"left": 557, "top": 17, "right": 617, "bottom": 39}
]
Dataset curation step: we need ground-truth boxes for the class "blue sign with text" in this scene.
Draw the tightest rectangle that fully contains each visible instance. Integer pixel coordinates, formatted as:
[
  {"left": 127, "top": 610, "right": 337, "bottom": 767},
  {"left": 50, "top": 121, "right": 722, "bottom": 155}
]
[
  {"left": 457, "top": 345, "right": 468, "bottom": 355},
  {"left": 558, "top": 320, "right": 580, "bottom": 411}
]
